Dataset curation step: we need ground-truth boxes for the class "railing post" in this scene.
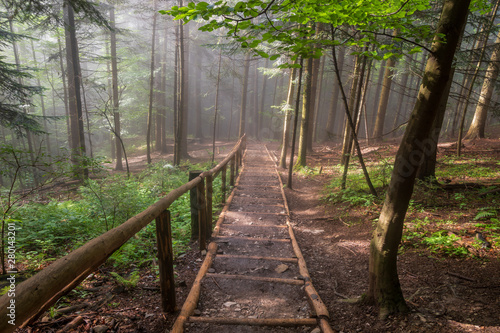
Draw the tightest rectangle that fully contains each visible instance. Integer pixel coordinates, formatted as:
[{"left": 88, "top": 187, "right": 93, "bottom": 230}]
[
  {"left": 205, "top": 173, "right": 213, "bottom": 239},
  {"left": 235, "top": 150, "right": 240, "bottom": 176},
  {"left": 230, "top": 155, "right": 235, "bottom": 187},
  {"left": 189, "top": 171, "right": 202, "bottom": 240},
  {"left": 197, "top": 177, "right": 207, "bottom": 251},
  {"left": 221, "top": 165, "right": 227, "bottom": 204},
  {"left": 155, "top": 210, "right": 176, "bottom": 313}
]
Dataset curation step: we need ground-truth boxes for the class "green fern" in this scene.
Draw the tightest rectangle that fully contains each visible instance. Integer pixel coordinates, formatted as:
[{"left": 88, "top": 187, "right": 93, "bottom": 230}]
[
  {"left": 110, "top": 271, "right": 140, "bottom": 289},
  {"left": 474, "top": 207, "right": 498, "bottom": 221}
]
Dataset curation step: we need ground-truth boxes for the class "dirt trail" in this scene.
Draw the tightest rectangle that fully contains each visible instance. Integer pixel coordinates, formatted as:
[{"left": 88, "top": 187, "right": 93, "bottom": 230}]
[{"left": 177, "top": 144, "right": 331, "bottom": 332}]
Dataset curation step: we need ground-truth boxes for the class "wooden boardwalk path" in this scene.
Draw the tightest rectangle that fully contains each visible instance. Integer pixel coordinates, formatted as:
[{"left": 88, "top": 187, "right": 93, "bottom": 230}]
[{"left": 172, "top": 144, "right": 333, "bottom": 332}]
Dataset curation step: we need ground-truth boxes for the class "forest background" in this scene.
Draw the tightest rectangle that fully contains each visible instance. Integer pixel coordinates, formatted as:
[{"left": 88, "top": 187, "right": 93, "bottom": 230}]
[{"left": 0, "top": 0, "right": 500, "bottom": 330}]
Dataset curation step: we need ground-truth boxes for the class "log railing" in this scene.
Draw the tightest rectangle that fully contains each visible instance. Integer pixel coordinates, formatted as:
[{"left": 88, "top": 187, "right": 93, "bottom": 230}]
[{"left": 0, "top": 135, "right": 246, "bottom": 333}]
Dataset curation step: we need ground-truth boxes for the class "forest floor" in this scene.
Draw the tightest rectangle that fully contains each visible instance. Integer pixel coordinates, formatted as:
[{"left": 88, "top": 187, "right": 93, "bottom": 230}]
[{"left": 18, "top": 136, "right": 500, "bottom": 333}]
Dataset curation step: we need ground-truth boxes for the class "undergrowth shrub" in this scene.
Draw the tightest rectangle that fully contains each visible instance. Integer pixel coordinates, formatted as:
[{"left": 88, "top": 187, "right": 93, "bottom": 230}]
[{"left": 11, "top": 160, "right": 227, "bottom": 271}]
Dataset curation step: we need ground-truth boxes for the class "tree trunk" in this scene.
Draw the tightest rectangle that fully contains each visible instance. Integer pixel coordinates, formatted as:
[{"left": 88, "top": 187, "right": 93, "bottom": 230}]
[
  {"left": 324, "top": 48, "right": 345, "bottom": 141},
  {"left": 312, "top": 55, "right": 325, "bottom": 142},
  {"left": 464, "top": 30, "right": 500, "bottom": 139},
  {"left": 30, "top": 40, "right": 52, "bottom": 162},
  {"left": 279, "top": 67, "right": 297, "bottom": 168},
  {"left": 341, "top": 53, "right": 362, "bottom": 165},
  {"left": 57, "top": 34, "right": 71, "bottom": 149},
  {"left": 367, "top": 0, "right": 470, "bottom": 318},
  {"left": 369, "top": 60, "right": 386, "bottom": 138},
  {"left": 253, "top": 61, "right": 259, "bottom": 138},
  {"left": 109, "top": 6, "right": 123, "bottom": 170},
  {"left": 212, "top": 49, "right": 222, "bottom": 164},
  {"left": 295, "top": 57, "right": 313, "bottom": 168},
  {"left": 146, "top": 0, "right": 158, "bottom": 165},
  {"left": 63, "top": 1, "right": 88, "bottom": 179},
  {"left": 306, "top": 56, "right": 320, "bottom": 151},
  {"left": 160, "top": 25, "right": 168, "bottom": 154},
  {"left": 258, "top": 59, "right": 269, "bottom": 140},
  {"left": 195, "top": 47, "right": 203, "bottom": 140},
  {"left": 372, "top": 42, "right": 397, "bottom": 142},
  {"left": 177, "top": 2, "right": 189, "bottom": 160},
  {"left": 456, "top": 0, "right": 499, "bottom": 154},
  {"left": 416, "top": 67, "right": 456, "bottom": 181},
  {"left": 391, "top": 56, "right": 411, "bottom": 138},
  {"left": 238, "top": 54, "right": 250, "bottom": 138}
]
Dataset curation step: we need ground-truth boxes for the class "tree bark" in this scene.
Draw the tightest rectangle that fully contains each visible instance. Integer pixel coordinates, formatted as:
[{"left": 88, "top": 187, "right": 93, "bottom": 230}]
[
  {"left": 341, "top": 53, "right": 362, "bottom": 165},
  {"left": 279, "top": 67, "right": 297, "bottom": 168},
  {"left": 372, "top": 40, "right": 397, "bottom": 143},
  {"left": 146, "top": 0, "right": 158, "bottom": 165},
  {"left": 295, "top": 57, "right": 313, "bottom": 168},
  {"left": 324, "top": 48, "right": 345, "bottom": 141},
  {"left": 464, "top": 30, "right": 500, "bottom": 139},
  {"left": 238, "top": 54, "right": 250, "bottom": 138},
  {"left": 367, "top": 0, "right": 471, "bottom": 318},
  {"left": 109, "top": 6, "right": 123, "bottom": 170},
  {"left": 63, "top": 1, "right": 88, "bottom": 179}
]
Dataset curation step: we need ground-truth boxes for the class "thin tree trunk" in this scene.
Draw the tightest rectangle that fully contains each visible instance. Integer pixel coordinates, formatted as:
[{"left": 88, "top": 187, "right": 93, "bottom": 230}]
[
  {"left": 146, "top": 0, "right": 158, "bottom": 164},
  {"left": 295, "top": 57, "right": 313, "bottom": 167},
  {"left": 369, "top": 60, "right": 386, "bottom": 138},
  {"left": 341, "top": 52, "right": 368, "bottom": 189},
  {"left": 57, "top": 35, "right": 71, "bottom": 149},
  {"left": 306, "top": 56, "right": 320, "bottom": 151},
  {"left": 195, "top": 47, "right": 203, "bottom": 140},
  {"left": 287, "top": 58, "right": 304, "bottom": 189},
  {"left": 176, "top": 0, "right": 189, "bottom": 160},
  {"left": 279, "top": 66, "right": 297, "bottom": 168},
  {"left": 372, "top": 33, "right": 397, "bottom": 143},
  {"left": 258, "top": 59, "right": 269, "bottom": 140},
  {"left": 212, "top": 49, "right": 223, "bottom": 164},
  {"left": 30, "top": 40, "right": 52, "bottom": 161},
  {"left": 110, "top": 6, "right": 123, "bottom": 169},
  {"left": 367, "top": 0, "right": 470, "bottom": 317},
  {"left": 341, "top": 53, "right": 362, "bottom": 165},
  {"left": 173, "top": 22, "right": 179, "bottom": 164},
  {"left": 457, "top": 0, "right": 499, "bottom": 154},
  {"left": 238, "top": 54, "right": 250, "bottom": 138},
  {"left": 465, "top": 30, "right": 500, "bottom": 139},
  {"left": 392, "top": 56, "right": 411, "bottom": 137},
  {"left": 312, "top": 55, "right": 325, "bottom": 142},
  {"left": 324, "top": 48, "right": 345, "bottom": 141}
]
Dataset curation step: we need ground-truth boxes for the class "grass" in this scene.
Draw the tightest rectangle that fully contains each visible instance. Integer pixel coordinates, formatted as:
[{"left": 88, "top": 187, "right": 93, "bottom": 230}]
[{"left": 321, "top": 151, "right": 500, "bottom": 258}]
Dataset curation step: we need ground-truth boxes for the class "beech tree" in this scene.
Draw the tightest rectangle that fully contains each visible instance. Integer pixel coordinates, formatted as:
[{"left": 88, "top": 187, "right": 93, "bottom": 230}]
[{"left": 367, "top": 0, "right": 472, "bottom": 317}]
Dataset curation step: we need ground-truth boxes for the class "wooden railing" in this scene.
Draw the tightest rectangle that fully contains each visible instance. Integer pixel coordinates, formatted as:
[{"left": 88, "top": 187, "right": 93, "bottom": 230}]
[{"left": 0, "top": 135, "right": 246, "bottom": 333}]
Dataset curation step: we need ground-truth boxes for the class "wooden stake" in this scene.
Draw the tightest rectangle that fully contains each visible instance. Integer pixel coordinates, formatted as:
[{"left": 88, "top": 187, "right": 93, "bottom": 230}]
[
  {"left": 189, "top": 170, "right": 202, "bottom": 240},
  {"left": 155, "top": 210, "right": 176, "bottom": 312},
  {"left": 221, "top": 165, "right": 226, "bottom": 204},
  {"left": 230, "top": 156, "right": 235, "bottom": 186},
  {"left": 205, "top": 173, "right": 213, "bottom": 240},
  {"left": 197, "top": 178, "right": 207, "bottom": 251}
]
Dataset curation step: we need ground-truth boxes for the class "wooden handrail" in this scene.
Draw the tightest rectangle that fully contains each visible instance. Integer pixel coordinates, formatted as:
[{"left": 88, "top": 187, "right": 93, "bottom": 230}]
[{"left": 0, "top": 135, "right": 246, "bottom": 333}]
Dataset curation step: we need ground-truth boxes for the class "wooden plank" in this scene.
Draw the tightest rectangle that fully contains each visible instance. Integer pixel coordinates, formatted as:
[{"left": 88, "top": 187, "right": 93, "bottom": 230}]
[
  {"left": 205, "top": 273, "right": 304, "bottom": 285},
  {"left": 188, "top": 317, "right": 317, "bottom": 326},
  {"left": 216, "top": 254, "right": 298, "bottom": 263},
  {"left": 213, "top": 236, "right": 290, "bottom": 243}
]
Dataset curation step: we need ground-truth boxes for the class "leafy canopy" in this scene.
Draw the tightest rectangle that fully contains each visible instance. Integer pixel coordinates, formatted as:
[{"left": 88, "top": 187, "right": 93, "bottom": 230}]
[{"left": 162, "top": 0, "right": 436, "bottom": 62}]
